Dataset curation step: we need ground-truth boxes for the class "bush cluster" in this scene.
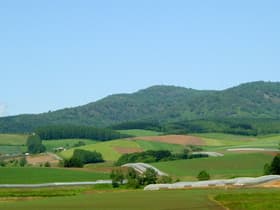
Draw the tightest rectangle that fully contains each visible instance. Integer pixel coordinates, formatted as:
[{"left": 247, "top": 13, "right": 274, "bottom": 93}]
[
  {"left": 115, "top": 149, "right": 208, "bottom": 166},
  {"left": 64, "top": 149, "right": 104, "bottom": 168},
  {"left": 110, "top": 168, "right": 172, "bottom": 188}
]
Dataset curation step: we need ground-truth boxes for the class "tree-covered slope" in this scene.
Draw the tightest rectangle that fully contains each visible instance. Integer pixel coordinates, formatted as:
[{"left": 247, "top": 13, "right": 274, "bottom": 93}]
[{"left": 0, "top": 81, "right": 280, "bottom": 133}]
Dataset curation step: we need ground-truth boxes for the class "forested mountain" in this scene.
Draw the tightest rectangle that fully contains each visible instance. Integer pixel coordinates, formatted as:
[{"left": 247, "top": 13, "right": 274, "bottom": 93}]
[{"left": 1, "top": 81, "right": 280, "bottom": 133}]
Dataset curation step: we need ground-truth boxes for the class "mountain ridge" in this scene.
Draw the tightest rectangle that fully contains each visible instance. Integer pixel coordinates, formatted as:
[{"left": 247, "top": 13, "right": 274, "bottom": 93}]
[{"left": 1, "top": 81, "right": 280, "bottom": 133}]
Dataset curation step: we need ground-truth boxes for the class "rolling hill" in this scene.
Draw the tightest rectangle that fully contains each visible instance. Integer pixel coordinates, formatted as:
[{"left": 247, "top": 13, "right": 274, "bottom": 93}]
[{"left": 1, "top": 81, "right": 280, "bottom": 133}]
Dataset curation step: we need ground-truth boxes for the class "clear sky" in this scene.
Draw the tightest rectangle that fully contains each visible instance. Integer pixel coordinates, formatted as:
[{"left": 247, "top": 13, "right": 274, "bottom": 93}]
[{"left": 1, "top": 0, "right": 280, "bottom": 116}]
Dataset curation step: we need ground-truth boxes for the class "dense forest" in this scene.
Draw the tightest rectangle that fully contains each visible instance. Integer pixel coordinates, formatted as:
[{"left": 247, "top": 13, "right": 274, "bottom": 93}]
[
  {"left": 112, "top": 118, "right": 280, "bottom": 136},
  {"left": 0, "top": 81, "right": 280, "bottom": 133},
  {"left": 35, "top": 125, "right": 131, "bottom": 141}
]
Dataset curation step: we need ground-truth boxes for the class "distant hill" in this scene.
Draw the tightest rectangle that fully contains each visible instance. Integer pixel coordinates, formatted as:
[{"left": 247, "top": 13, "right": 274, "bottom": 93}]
[{"left": 1, "top": 81, "right": 280, "bottom": 133}]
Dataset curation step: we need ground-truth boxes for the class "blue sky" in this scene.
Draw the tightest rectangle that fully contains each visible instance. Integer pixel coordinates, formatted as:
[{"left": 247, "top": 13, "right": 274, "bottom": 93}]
[{"left": 1, "top": 0, "right": 280, "bottom": 116}]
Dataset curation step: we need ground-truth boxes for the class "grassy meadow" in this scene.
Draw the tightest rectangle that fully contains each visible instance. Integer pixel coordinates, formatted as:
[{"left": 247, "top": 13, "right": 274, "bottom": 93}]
[
  {"left": 0, "top": 188, "right": 279, "bottom": 210},
  {"left": 192, "top": 133, "right": 280, "bottom": 151},
  {"left": 0, "top": 134, "right": 28, "bottom": 145},
  {"left": 0, "top": 189, "right": 224, "bottom": 210},
  {"left": 43, "top": 139, "right": 97, "bottom": 151},
  {"left": 59, "top": 139, "right": 184, "bottom": 161},
  {"left": 0, "top": 168, "right": 109, "bottom": 184},
  {"left": 134, "top": 140, "right": 183, "bottom": 153},
  {"left": 118, "top": 129, "right": 163, "bottom": 136},
  {"left": 60, "top": 139, "right": 142, "bottom": 161},
  {"left": 152, "top": 153, "right": 274, "bottom": 180},
  {"left": 215, "top": 189, "right": 280, "bottom": 210}
]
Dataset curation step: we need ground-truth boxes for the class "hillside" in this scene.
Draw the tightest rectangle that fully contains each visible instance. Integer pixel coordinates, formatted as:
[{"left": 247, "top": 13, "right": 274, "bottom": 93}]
[{"left": 1, "top": 81, "right": 280, "bottom": 133}]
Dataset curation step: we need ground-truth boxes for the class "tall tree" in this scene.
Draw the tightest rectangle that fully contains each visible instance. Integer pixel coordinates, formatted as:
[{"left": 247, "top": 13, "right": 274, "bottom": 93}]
[{"left": 26, "top": 134, "right": 46, "bottom": 154}]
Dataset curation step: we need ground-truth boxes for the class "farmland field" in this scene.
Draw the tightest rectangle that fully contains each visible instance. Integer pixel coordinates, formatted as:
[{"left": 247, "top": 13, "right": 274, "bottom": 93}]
[
  {"left": 0, "top": 168, "right": 109, "bottom": 184},
  {"left": 152, "top": 153, "right": 274, "bottom": 180},
  {"left": 0, "top": 134, "right": 28, "bottom": 145},
  {"left": 192, "top": 133, "right": 280, "bottom": 151},
  {"left": 215, "top": 189, "right": 280, "bottom": 210},
  {"left": 118, "top": 129, "right": 163, "bottom": 137},
  {"left": 43, "top": 139, "right": 97, "bottom": 151},
  {"left": 0, "top": 188, "right": 279, "bottom": 210},
  {"left": 60, "top": 139, "right": 142, "bottom": 161},
  {"left": 134, "top": 140, "right": 184, "bottom": 153},
  {"left": 60, "top": 139, "right": 185, "bottom": 161},
  {"left": 0, "top": 145, "right": 26, "bottom": 155},
  {"left": 134, "top": 135, "right": 204, "bottom": 145},
  {"left": 0, "top": 189, "right": 224, "bottom": 210}
]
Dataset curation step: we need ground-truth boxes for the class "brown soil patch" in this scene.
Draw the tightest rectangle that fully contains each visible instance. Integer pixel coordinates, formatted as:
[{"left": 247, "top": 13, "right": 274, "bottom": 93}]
[
  {"left": 114, "top": 147, "right": 143, "bottom": 154},
  {"left": 132, "top": 135, "right": 205, "bottom": 146},
  {"left": 0, "top": 197, "right": 42, "bottom": 202},
  {"left": 27, "top": 154, "right": 59, "bottom": 165},
  {"left": 257, "top": 180, "right": 280, "bottom": 188}
]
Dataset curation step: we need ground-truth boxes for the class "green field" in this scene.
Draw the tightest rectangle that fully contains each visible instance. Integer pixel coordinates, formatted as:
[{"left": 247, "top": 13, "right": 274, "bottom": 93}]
[
  {"left": 152, "top": 153, "right": 274, "bottom": 180},
  {"left": 43, "top": 139, "right": 97, "bottom": 151},
  {"left": 191, "top": 133, "right": 280, "bottom": 150},
  {"left": 0, "top": 145, "right": 26, "bottom": 155},
  {"left": 60, "top": 139, "right": 142, "bottom": 161},
  {"left": 134, "top": 140, "right": 183, "bottom": 153},
  {"left": 0, "top": 134, "right": 28, "bottom": 145},
  {"left": 215, "top": 189, "right": 280, "bottom": 210},
  {"left": 0, "top": 189, "right": 224, "bottom": 210},
  {"left": 60, "top": 139, "right": 184, "bottom": 161},
  {"left": 0, "top": 168, "right": 109, "bottom": 184},
  {"left": 118, "top": 129, "right": 163, "bottom": 137},
  {"left": 0, "top": 188, "right": 279, "bottom": 210}
]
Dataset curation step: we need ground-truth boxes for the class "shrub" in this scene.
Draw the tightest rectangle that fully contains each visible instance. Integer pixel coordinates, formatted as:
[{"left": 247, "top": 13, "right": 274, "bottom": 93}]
[
  {"left": 74, "top": 141, "right": 86, "bottom": 147},
  {"left": 44, "top": 162, "right": 51, "bottom": 167},
  {"left": 143, "top": 168, "right": 158, "bottom": 185},
  {"left": 267, "top": 154, "right": 280, "bottom": 175},
  {"left": 64, "top": 157, "right": 83, "bottom": 168},
  {"left": 0, "top": 160, "right": 6, "bottom": 167},
  {"left": 157, "top": 175, "right": 172, "bottom": 184},
  {"left": 110, "top": 169, "right": 125, "bottom": 188},
  {"left": 26, "top": 134, "right": 46, "bottom": 154},
  {"left": 126, "top": 168, "right": 141, "bottom": 189},
  {"left": 64, "top": 149, "right": 104, "bottom": 168},
  {"left": 264, "top": 163, "right": 271, "bottom": 175},
  {"left": 197, "top": 170, "right": 210, "bottom": 181},
  {"left": 115, "top": 150, "right": 173, "bottom": 166},
  {"left": 19, "top": 157, "right": 27, "bottom": 167}
]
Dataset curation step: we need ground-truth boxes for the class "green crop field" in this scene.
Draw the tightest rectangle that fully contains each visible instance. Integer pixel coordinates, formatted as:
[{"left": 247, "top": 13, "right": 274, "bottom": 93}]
[
  {"left": 0, "top": 134, "right": 28, "bottom": 146},
  {"left": 191, "top": 133, "right": 280, "bottom": 150},
  {"left": 43, "top": 139, "right": 97, "bottom": 151},
  {"left": 134, "top": 140, "right": 183, "bottom": 153},
  {"left": 0, "top": 145, "right": 26, "bottom": 155},
  {"left": 0, "top": 189, "right": 224, "bottom": 210},
  {"left": 60, "top": 139, "right": 142, "bottom": 161},
  {"left": 0, "top": 168, "right": 109, "bottom": 184},
  {"left": 0, "top": 188, "right": 279, "bottom": 210},
  {"left": 215, "top": 189, "right": 280, "bottom": 210},
  {"left": 60, "top": 139, "right": 185, "bottom": 161},
  {"left": 118, "top": 129, "right": 163, "bottom": 137},
  {"left": 152, "top": 153, "right": 274, "bottom": 180}
]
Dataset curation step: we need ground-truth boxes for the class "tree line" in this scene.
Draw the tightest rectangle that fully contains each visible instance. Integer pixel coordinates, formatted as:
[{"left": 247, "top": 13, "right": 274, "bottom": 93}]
[
  {"left": 115, "top": 149, "right": 208, "bottom": 166},
  {"left": 35, "top": 125, "right": 131, "bottom": 141},
  {"left": 112, "top": 118, "right": 280, "bottom": 136}
]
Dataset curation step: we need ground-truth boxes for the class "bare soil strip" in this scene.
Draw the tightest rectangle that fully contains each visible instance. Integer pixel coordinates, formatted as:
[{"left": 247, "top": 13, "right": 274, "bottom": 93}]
[{"left": 26, "top": 154, "right": 59, "bottom": 165}]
